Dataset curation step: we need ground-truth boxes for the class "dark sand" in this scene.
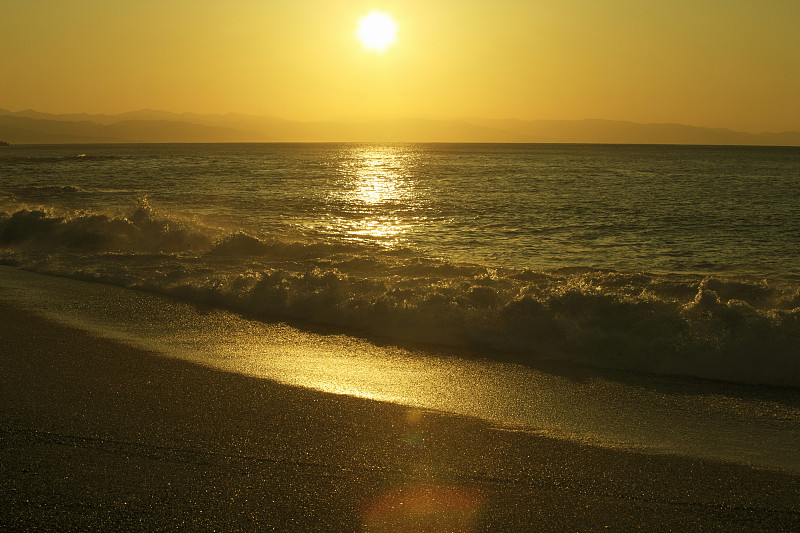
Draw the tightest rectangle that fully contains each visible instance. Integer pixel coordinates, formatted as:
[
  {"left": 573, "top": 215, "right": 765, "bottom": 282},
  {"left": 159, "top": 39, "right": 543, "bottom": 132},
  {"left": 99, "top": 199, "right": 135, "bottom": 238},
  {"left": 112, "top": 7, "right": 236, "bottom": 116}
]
[{"left": 2, "top": 301, "right": 799, "bottom": 531}]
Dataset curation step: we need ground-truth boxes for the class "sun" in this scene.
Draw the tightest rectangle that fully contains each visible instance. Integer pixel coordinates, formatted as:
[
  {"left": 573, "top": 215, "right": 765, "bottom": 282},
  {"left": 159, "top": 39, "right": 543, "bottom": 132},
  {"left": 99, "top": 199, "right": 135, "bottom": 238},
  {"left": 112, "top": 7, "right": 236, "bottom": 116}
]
[{"left": 355, "top": 11, "right": 398, "bottom": 54}]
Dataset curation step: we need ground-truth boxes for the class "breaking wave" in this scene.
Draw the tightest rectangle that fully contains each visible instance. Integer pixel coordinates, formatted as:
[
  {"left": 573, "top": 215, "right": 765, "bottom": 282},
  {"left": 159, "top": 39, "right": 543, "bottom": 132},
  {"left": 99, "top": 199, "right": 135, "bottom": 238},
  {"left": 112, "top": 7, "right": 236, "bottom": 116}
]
[
  {"left": 1, "top": 202, "right": 799, "bottom": 388},
  {"left": 0, "top": 201, "right": 211, "bottom": 253}
]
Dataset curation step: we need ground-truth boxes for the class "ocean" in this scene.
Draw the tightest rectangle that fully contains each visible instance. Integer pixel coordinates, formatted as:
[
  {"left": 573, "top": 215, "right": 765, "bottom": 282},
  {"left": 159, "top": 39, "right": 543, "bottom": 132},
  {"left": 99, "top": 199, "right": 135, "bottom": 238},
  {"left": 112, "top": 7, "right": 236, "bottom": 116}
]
[{"left": 1, "top": 142, "right": 799, "bottom": 470}]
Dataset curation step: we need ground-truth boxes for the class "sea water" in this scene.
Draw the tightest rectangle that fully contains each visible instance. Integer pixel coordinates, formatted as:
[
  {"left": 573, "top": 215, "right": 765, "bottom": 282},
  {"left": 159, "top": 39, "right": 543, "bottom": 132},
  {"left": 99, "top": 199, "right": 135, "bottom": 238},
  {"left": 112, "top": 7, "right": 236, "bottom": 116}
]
[{"left": 1, "top": 143, "right": 799, "bottom": 469}]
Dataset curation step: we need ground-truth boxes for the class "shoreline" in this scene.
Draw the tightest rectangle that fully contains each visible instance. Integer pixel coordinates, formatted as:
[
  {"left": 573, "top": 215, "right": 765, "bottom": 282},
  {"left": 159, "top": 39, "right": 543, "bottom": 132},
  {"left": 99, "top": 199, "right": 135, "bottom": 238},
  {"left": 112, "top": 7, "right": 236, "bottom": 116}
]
[{"left": 2, "top": 300, "right": 799, "bottom": 530}]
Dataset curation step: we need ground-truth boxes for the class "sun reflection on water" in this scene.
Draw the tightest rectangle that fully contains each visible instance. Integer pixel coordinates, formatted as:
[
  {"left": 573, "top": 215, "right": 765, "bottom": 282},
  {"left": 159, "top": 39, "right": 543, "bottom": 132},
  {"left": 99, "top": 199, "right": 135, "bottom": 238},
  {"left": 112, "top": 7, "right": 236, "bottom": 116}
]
[
  {"left": 345, "top": 148, "right": 412, "bottom": 203},
  {"left": 327, "top": 146, "right": 420, "bottom": 246}
]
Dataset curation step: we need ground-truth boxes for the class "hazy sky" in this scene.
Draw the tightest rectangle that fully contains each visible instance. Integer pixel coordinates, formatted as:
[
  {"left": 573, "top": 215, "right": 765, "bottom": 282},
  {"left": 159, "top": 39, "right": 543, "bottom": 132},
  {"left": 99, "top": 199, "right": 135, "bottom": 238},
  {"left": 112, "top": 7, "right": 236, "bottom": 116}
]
[{"left": 3, "top": 0, "right": 799, "bottom": 132}]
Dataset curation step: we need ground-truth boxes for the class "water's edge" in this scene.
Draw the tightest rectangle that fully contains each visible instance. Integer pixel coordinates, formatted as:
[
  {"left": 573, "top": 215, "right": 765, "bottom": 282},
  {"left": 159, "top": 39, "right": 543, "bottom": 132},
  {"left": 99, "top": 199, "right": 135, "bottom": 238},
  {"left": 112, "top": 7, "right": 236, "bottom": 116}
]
[{"left": 3, "top": 265, "right": 799, "bottom": 473}]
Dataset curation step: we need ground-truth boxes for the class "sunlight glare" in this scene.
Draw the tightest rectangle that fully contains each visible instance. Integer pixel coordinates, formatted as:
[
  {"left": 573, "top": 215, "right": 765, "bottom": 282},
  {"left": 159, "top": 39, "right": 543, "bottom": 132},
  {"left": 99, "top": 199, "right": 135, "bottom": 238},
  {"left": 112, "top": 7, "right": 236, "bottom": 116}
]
[
  {"left": 326, "top": 147, "right": 417, "bottom": 246},
  {"left": 355, "top": 11, "right": 398, "bottom": 54}
]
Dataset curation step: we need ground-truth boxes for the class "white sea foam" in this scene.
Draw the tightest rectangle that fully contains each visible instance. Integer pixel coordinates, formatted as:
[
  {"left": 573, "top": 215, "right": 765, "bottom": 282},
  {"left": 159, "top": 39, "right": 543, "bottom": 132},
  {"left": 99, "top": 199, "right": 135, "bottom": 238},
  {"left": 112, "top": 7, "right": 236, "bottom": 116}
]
[
  {"left": 2, "top": 201, "right": 798, "bottom": 388},
  {"left": 3, "top": 264, "right": 799, "bottom": 473}
]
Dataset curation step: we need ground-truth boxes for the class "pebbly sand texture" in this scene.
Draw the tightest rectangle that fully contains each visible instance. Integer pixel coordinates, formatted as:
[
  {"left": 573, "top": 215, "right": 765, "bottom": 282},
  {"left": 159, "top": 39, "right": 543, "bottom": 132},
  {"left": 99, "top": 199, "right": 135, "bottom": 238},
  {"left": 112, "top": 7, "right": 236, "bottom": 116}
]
[{"left": 1, "top": 300, "right": 799, "bottom": 531}]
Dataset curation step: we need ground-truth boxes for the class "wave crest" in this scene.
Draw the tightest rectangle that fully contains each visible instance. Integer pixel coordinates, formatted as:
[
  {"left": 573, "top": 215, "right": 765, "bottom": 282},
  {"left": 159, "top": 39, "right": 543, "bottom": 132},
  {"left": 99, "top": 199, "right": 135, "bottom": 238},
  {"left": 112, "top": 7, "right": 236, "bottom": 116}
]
[
  {"left": 149, "top": 263, "right": 800, "bottom": 387},
  {"left": 1, "top": 202, "right": 799, "bottom": 387},
  {"left": 0, "top": 201, "right": 211, "bottom": 253}
]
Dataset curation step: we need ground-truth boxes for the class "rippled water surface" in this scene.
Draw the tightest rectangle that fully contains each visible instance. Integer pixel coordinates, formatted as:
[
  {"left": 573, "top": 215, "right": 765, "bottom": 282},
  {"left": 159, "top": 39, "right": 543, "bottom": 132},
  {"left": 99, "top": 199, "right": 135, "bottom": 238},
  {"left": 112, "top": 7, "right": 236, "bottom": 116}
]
[
  {"left": 3, "top": 143, "right": 799, "bottom": 278},
  {"left": 1, "top": 143, "right": 799, "bottom": 388}
]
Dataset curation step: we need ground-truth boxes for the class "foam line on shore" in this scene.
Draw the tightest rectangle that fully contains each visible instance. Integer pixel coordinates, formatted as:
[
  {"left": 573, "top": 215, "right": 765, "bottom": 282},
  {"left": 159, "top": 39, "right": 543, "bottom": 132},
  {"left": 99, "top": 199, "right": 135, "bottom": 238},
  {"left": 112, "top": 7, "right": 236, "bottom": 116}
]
[
  {"left": 2, "top": 265, "right": 800, "bottom": 474},
  {"left": 1, "top": 201, "right": 799, "bottom": 387}
]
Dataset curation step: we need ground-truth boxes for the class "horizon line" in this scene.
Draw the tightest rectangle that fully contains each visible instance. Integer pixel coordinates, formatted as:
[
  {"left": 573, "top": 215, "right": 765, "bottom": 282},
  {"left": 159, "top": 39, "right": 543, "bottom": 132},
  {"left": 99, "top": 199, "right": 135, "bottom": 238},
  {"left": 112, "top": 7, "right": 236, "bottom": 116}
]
[{"left": 3, "top": 106, "right": 799, "bottom": 136}]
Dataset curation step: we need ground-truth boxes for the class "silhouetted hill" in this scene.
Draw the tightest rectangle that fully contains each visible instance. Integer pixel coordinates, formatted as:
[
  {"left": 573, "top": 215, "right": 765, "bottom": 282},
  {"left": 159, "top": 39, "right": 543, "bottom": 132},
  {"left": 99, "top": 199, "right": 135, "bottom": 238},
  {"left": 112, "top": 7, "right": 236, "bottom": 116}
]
[
  {"left": 0, "top": 115, "right": 262, "bottom": 143},
  {"left": 101, "top": 120, "right": 261, "bottom": 143},
  {"left": 467, "top": 118, "right": 800, "bottom": 146},
  {"left": 0, "top": 115, "right": 126, "bottom": 143},
  {"left": 1, "top": 108, "right": 799, "bottom": 145}
]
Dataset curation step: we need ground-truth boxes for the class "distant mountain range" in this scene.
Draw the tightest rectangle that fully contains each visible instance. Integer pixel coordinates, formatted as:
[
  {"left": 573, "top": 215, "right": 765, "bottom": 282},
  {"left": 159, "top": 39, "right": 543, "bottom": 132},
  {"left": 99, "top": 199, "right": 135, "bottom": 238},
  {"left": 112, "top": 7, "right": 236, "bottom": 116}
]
[{"left": 1, "top": 108, "right": 799, "bottom": 146}]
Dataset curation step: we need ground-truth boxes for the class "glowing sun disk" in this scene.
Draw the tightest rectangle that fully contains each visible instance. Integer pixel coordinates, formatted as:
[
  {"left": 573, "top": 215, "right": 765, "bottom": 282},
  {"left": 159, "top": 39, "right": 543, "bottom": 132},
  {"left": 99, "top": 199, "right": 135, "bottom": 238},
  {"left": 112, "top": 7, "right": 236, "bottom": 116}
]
[{"left": 356, "top": 11, "right": 398, "bottom": 53}]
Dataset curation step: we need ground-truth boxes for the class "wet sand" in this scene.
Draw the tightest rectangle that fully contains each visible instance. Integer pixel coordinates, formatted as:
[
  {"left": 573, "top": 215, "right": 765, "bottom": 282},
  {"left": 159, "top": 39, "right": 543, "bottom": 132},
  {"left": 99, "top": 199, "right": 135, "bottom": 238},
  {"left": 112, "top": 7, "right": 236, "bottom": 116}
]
[{"left": 1, "top": 301, "right": 799, "bottom": 531}]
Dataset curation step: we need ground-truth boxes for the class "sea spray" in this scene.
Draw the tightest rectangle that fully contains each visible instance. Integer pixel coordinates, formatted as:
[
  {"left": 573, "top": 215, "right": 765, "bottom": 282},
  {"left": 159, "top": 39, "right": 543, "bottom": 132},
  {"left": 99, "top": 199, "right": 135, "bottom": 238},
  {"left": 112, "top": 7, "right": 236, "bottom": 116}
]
[{"left": 1, "top": 201, "right": 798, "bottom": 387}]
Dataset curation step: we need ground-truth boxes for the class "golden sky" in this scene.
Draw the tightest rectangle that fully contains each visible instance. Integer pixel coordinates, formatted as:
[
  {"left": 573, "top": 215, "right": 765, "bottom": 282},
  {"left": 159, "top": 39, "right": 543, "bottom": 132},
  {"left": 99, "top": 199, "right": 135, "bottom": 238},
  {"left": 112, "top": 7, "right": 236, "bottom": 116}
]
[{"left": 3, "top": 0, "right": 799, "bottom": 132}]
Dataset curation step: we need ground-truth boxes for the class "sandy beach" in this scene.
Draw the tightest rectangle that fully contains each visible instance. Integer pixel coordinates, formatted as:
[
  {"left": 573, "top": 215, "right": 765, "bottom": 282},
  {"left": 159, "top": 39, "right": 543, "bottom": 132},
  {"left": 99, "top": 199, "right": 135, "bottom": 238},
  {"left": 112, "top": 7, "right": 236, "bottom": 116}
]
[{"left": 2, "top": 299, "right": 799, "bottom": 531}]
